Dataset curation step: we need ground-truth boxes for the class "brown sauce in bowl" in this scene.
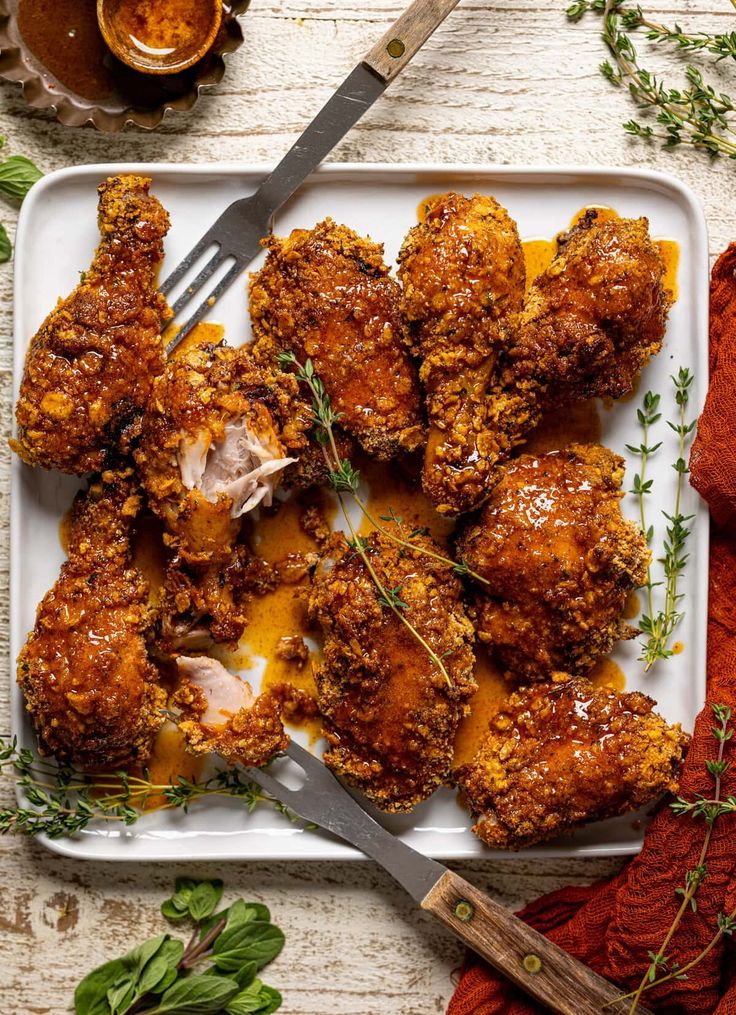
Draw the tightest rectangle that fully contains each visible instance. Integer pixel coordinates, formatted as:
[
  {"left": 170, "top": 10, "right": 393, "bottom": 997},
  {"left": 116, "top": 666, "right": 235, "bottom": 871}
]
[{"left": 18, "top": 0, "right": 115, "bottom": 101}]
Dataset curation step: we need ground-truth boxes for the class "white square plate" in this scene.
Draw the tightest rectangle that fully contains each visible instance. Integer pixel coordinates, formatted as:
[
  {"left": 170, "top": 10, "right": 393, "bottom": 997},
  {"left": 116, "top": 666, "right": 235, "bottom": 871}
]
[{"left": 11, "top": 163, "right": 709, "bottom": 861}]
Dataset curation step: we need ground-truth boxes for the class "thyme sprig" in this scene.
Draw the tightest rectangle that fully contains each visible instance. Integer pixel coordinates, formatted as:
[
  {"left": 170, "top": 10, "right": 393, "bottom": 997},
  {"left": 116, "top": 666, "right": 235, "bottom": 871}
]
[
  {"left": 279, "top": 351, "right": 467, "bottom": 688},
  {"left": 567, "top": 0, "right": 736, "bottom": 159},
  {"left": 0, "top": 737, "right": 301, "bottom": 839},
  {"left": 627, "top": 370, "right": 695, "bottom": 671},
  {"left": 610, "top": 705, "right": 735, "bottom": 1012}
]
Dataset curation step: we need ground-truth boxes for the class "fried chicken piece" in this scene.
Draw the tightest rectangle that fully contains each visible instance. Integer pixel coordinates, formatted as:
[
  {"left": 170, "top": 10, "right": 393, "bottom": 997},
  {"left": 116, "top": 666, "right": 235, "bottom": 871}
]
[
  {"left": 137, "top": 338, "right": 308, "bottom": 564},
  {"left": 250, "top": 218, "right": 425, "bottom": 460},
  {"left": 497, "top": 211, "right": 671, "bottom": 424},
  {"left": 16, "top": 472, "right": 165, "bottom": 766},
  {"left": 398, "top": 193, "right": 526, "bottom": 515},
  {"left": 136, "top": 337, "right": 308, "bottom": 645},
  {"left": 174, "top": 656, "right": 287, "bottom": 767},
  {"left": 13, "top": 176, "right": 171, "bottom": 474},
  {"left": 456, "top": 445, "right": 648, "bottom": 682},
  {"left": 455, "top": 678, "right": 688, "bottom": 849},
  {"left": 309, "top": 531, "right": 476, "bottom": 812}
]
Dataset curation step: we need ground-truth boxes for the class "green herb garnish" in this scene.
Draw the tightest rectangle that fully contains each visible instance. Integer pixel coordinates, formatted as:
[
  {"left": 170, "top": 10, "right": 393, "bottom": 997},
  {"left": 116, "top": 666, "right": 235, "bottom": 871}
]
[
  {"left": 0, "top": 737, "right": 304, "bottom": 839},
  {"left": 74, "top": 879, "right": 283, "bottom": 1015},
  {"left": 628, "top": 369, "right": 696, "bottom": 671},
  {"left": 567, "top": 0, "right": 736, "bottom": 160},
  {"left": 278, "top": 351, "right": 492, "bottom": 688}
]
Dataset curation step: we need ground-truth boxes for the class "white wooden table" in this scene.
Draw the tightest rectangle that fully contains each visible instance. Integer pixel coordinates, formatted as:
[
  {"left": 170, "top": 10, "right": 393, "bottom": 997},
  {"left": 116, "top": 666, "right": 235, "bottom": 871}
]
[{"left": 1, "top": 2, "right": 730, "bottom": 1011}]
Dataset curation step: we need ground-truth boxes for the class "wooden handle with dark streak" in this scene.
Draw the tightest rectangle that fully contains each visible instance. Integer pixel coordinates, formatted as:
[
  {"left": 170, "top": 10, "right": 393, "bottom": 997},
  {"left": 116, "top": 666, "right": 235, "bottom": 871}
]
[
  {"left": 363, "top": 0, "right": 461, "bottom": 82},
  {"left": 421, "top": 871, "right": 650, "bottom": 1015}
]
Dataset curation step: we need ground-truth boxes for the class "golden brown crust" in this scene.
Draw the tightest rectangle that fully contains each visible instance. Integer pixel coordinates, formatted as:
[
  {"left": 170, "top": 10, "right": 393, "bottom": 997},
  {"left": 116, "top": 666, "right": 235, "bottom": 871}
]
[
  {"left": 455, "top": 678, "right": 689, "bottom": 849},
  {"left": 16, "top": 471, "right": 165, "bottom": 766},
  {"left": 504, "top": 212, "right": 672, "bottom": 411},
  {"left": 398, "top": 193, "right": 526, "bottom": 515},
  {"left": 173, "top": 681, "right": 287, "bottom": 768},
  {"left": 13, "top": 176, "right": 171, "bottom": 474},
  {"left": 308, "top": 530, "right": 476, "bottom": 812},
  {"left": 456, "top": 444, "right": 649, "bottom": 681},
  {"left": 136, "top": 340, "right": 309, "bottom": 565},
  {"left": 250, "top": 218, "right": 425, "bottom": 459}
]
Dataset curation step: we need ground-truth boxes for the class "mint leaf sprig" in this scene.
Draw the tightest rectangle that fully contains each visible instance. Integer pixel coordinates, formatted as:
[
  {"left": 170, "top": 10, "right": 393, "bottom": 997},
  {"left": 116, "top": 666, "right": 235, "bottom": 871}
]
[
  {"left": 0, "top": 137, "right": 43, "bottom": 263},
  {"left": 0, "top": 737, "right": 302, "bottom": 839},
  {"left": 74, "top": 879, "right": 283, "bottom": 1015}
]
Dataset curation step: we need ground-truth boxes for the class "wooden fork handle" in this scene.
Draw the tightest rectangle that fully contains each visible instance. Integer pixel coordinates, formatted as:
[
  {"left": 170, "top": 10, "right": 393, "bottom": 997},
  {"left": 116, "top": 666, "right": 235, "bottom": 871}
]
[
  {"left": 422, "top": 871, "right": 650, "bottom": 1014},
  {"left": 363, "top": 0, "right": 461, "bottom": 82}
]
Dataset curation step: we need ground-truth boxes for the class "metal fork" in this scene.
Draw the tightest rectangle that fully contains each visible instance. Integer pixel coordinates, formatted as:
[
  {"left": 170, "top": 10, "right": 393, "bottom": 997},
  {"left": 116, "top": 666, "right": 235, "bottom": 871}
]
[
  {"left": 162, "top": 0, "right": 463, "bottom": 353},
  {"left": 246, "top": 742, "right": 648, "bottom": 1015}
]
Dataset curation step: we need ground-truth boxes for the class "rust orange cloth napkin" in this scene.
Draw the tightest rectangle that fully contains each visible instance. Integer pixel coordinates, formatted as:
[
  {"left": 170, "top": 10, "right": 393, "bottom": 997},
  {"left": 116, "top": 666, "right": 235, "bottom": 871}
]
[{"left": 447, "top": 244, "right": 736, "bottom": 1015}]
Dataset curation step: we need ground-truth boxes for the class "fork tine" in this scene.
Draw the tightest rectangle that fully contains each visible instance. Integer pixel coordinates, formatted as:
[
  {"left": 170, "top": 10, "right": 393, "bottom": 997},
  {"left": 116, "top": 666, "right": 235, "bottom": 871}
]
[
  {"left": 159, "top": 229, "right": 222, "bottom": 297},
  {"left": 165, "top": 260, "right": 243, "bottom": 355},
  {"left": 245, "top": 764, "right": 299, "bottom": 806},
  {"left": 168, "top": 249, "right": 226, "bottom": 317}
]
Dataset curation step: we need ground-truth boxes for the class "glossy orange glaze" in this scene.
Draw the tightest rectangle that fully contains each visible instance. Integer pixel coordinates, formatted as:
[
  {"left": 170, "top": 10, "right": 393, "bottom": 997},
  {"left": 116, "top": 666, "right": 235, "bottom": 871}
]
[
  {"left": 356, "top": 454, "right": 455, "bottom": 549},
  {"left": 236, "top": 497, "right": 324, "bottom": 742},
  {"left": 104, "top": 0, "right": 217, "bottom": 58},
  {"left": 624, "top": 590, "right": 641, "bottom": 620},
  {"left": 18, "top": 0, "right": 115, "bottom": 100},
  {"left": 570, "top": 204, "right": 620, "bottom": 226},
  {"left": 522, "top": 238, "right": 556, "bottom": 287},
  {"left": 589, "top": 657, "right": 627, "bottom": 691},
  {"left": 143, "top": 723, "right": 204, "bottom": 809},
  {"left": 452, "top": 648, "right": 507, "bottom": 768},
  {"left": 132, "top": 514, "right": 168, "bottom": 607},
  {"left": 524, "top": 398, "right": 602, "bottom": 454},
  {"left": 656, "top": 239, "right": 680, "bottom": 301},
  {"left": 416, "top": 194, "right": 449, "bottom": 223}
]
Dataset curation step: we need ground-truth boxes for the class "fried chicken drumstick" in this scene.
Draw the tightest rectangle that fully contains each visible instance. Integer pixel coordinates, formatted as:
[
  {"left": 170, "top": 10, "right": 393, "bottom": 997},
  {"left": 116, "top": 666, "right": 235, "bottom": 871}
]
[
  {"left": 309, "top": 531, "right": 476, "bottom": 812},
  {"left": 13, "top": 176, "right": 171, "bottom": 474},
  {"left": 456, "top": 445, "right": 648, "bottom": 682},
  {"left": 135, "top": 336, "right": 309, "bottom": 647},
  {"left": 490, "top": 211, "right": 672, "bottom": 444},
  {"left": 398, "top": 193, "right": 526, "bottom": 515},
  {"left": 174, "top": 656, "right": 287, "bottom": 767},
  {"left": 250, "top": 218, "right": 425, "bottom": 461},
  {"left": 17, "top": 472, "right": 165, "bottom": 767},
  {"left": 455, "top": 678, "right": 688, "bottom": 849}
]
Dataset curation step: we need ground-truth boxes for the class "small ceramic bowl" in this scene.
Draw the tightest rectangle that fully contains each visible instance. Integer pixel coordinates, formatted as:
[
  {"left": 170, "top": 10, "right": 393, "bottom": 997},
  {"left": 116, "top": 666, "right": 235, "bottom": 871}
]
[
  {"left": 96, "top": 0, "right": 223, "bottom": 76},
  {"left": 0, "top": 0, "right": 249, "bottom": 132}
]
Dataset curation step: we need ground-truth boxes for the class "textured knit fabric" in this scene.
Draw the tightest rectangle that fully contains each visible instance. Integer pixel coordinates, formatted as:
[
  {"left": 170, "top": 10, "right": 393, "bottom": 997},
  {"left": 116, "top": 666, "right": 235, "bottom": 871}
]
[{"left": 448, "top": 245, "right": 736, "bottom": 1015}]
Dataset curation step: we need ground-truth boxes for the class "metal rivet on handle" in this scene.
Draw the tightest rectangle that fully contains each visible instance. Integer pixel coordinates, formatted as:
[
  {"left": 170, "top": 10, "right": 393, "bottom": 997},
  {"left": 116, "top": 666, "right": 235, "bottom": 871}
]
[
  {"left": 386, "top": 38, "right": 406, "bottom": 58},
  {"left": 453, "top": 899, "right": 474, "bottom": 922},
  {"left": 523, "top": 954, "right": 543, "bottom": 975}
]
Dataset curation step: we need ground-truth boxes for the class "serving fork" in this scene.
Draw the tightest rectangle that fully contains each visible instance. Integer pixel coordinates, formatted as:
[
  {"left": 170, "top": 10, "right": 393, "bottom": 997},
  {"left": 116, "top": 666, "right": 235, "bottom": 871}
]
[
  {"left": 161, "top": 0, "right": 463, "bottom": 352},
  {"left": 247, "top": 742, "right": 649, "bottom": 1015}
]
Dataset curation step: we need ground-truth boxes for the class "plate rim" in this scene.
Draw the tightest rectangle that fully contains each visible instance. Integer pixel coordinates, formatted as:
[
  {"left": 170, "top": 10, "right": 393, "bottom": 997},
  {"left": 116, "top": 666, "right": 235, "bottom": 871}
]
[{"left": 11, "top": 161, "right": 711, "bottom": 862}]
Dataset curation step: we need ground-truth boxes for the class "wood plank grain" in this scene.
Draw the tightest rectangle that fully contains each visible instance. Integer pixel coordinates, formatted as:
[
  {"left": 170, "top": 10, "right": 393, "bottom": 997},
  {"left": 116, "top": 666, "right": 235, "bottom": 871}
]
[
  {"left": 0, "top": 0, "right": 731, "bottom": 1010},
  {"left": 422, "top": 870, "right": 648, "bottom": 1014},
  {"left": 363, "top": 0, "right": 462, "bottom": 81}
]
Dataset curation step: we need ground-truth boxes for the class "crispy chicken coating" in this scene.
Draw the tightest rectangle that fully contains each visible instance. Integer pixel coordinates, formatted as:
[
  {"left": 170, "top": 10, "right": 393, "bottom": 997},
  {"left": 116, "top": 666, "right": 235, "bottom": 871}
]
[
  {"left": 250, "top": 218, "right": 425, "bottom": 460},
  {"left": 456, "top": 445, "right": 648, "bottom": 681},
  {"left": 497, "top": 211, "right": 672, "bottom": 424},
  {"left": 17, "top": 472, "right": 165, "bottom": 767},
  {"left": 398, "top": 193, "right": 526, "bottom": 515},
  {"left": 174, "top": 656, "right": 287, "bottom": 767},
  {"left": 455, "top": 678, "right": 688, "bottom": 849},
  {"left": 308, "top": 531, "right": 476, "bottom": 812},
  {"left": 13, "top": 176, "right": 171, "bottom": 474},
  {"left": 135, "top": 337, "right": 309, "bottom": 645},
  {"left": 136, "top": 338, "right": 308, "bottom": 564}
]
